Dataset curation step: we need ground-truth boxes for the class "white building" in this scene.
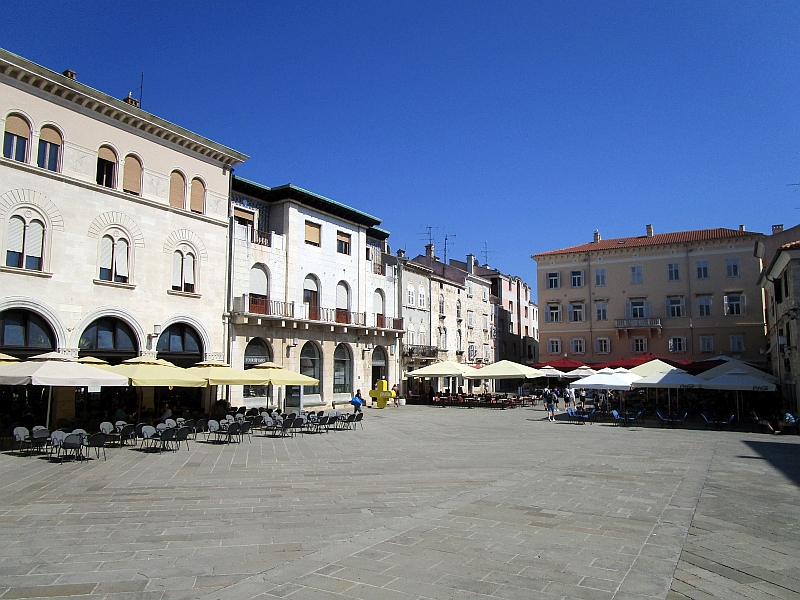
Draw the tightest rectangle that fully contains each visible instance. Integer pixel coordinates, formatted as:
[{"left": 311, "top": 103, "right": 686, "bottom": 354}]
[
  {"left": 0, "top": 48, "right": 246, "bottom": 424},
  {"left": 227, "top": 178, "right": 403, "bottom": 409}
]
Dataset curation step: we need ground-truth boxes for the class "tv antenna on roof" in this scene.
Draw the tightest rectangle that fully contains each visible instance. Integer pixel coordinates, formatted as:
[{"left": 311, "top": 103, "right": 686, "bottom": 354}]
[
  {"left": 420, "top": 225, "right": 440, "bottom": 246},
  {"left": 443, "top": 233, "right": 456, "bottom": 265},
  {"left": 481, "top": 241, "right": 496, "bottom": 265}
]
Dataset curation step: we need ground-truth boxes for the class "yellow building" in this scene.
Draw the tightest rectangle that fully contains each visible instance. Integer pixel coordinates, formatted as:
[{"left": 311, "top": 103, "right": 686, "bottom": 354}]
[{"left": 533, "top": 226, "right": 765, "bottom": 365}]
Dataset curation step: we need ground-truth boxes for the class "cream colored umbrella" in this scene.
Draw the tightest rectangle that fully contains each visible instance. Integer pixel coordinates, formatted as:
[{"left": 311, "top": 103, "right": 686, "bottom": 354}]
[
  {"left": 187, "top": 361, "right": 273, "bottom": 386},
  {"left": 463, "top": 360, "right": 545, "bottom": 379},
  {"left": 250, "top": 362, "right": 320, "bottom": 385},
  {"left": 105, "top": 356, "right": 207, "bottom": 387},
  {"left": 76, "top": 356, "right": 108, "bottom": 365},
  {"left": 406, "top": 360, "right": 476, "bottom": 378},
  {"left": 629, "top": 359, "right": 674, "bottom": 377},
  {"left": 697, "top": 359, "right": 778, "bottom": 383}
]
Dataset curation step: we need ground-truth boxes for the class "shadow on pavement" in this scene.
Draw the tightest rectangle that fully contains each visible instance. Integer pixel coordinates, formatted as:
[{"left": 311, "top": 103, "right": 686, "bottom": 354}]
[{"left": 743, "top": 439, "right": 800, "bottom": 488}]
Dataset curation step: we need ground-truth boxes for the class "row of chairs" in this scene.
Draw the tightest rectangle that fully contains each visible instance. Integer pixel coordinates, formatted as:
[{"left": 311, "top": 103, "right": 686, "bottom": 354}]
[
  {"left": 12, "top": 427, "right": 108, "bottom": 462},
  {"left": 565, "top": 408, "right": 596, "bottom": 424}
]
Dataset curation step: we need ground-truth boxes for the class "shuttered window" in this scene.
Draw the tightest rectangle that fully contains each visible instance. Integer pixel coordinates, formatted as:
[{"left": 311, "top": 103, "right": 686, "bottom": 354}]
[
  {"left": 337, "top": 231, "right": 351, "bottom": 255},
  {"left": 99, "top": 236, "right": 113, "bottom": 280},
  {"left": 305, "top": 221, "right": 321, "bottom": 246},
  {"left": 183, "top": 253, "right": 195, "bottom": 287},
  {"left": 6, "top": 216, "right": 24, "bottom": 267},
  {"left": 37, "top": 126, "right": 61, "bottom": 172},
  {"left": 336, "top": 282, "right": 349, "bottom": 309},
  {"left": 172, "top": 251, "right": 183, "bottom": 290},
  {"left": 25, "top": 221, "right": 44, "bottom": 270},
  {"left": 373, "top": 290, "right": 384, "bottom": 315},
  {"left": 4, "top": 115, "right": 29, "bottom": 137},
  {"left": 96, "top": 146, "right": 116, "bottom": 187},
  {"left": 169, "top": 171, "right": 185, "bottom": 208},
  {"left": 122, "top": 155, "right": 142, "bottom": 195},
  {"left": 4, "top": 115, "right": 30, "bottom": 162},
  {"left": 114, "top": 239, "right": 129, "bottom": 280},
  {"left": 250, "top": 266, "right": 268, "bottom": 296},
  {"left": 190, "top": 178, "right": 205, "bottom": 214}
]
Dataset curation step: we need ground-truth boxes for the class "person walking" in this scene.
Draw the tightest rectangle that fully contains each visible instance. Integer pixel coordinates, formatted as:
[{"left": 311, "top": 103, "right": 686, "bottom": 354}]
[
  {"left": 350, "top": 390, "right": 364, "bottom": 414},
  {"left": 546, "top": 390, "right": 556, "bottom": 422}
]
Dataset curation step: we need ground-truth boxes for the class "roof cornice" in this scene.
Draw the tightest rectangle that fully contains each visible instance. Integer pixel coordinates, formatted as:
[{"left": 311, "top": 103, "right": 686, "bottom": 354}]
[{"left": 0, "top": 48, "right": 248, "bottom": 167}]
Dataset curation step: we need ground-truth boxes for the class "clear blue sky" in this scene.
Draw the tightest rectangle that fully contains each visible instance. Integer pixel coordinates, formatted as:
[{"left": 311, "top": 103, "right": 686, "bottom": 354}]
[{"left": 4, "top": 2, "right": 798, "bottom": 299}]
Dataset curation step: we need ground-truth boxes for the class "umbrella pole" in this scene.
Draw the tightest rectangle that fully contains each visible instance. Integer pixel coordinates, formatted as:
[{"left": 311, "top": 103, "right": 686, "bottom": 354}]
[{"left": 45, "top": 386, "right": 53, "bottom": 430}]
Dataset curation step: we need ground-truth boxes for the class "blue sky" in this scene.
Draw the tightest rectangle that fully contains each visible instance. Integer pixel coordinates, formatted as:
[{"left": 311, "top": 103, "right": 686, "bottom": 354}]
[{"left": 3, "top": 2, "right": 798, "bottom": 298}]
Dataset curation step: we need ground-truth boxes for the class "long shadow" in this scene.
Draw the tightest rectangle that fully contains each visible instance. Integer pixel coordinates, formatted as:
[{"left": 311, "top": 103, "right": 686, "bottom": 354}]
[{"left": 743, "top": 440, "right": 800, "bottom": 488}]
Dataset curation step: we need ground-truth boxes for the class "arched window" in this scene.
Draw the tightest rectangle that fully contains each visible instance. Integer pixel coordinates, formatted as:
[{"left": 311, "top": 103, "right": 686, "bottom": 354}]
[
  {"left": 172, "top": 247, "right": 195, "bottom": 293},
  {"left": 98, "top": 233, "right": 130, "bottom": 283},
  {"left": 456, "top": 330, "right": 462, "bottom": 352},
  {"left": 96, "top": 146, "right": 117, "bottom": 188},
  {"left": 122, "top": 154, "right": 142, "bottom": 196},
  {"left": 249, "top": 265, "right": 269, "bottom": 313},
  {"left": 374, "top": 289, "right": 385, "bottom": 327},
  {"left": 78, "top": 317, "right": 137, "bottom": 363},
  {"left": 156, "top": 323, "right": 203, "bottom": 367},
  {"left": 456, "top": 300, "right": 462, "bottom": 319},
  {"left": 371, "top": 346, "right": 387, "bottom": 387},
  {"left": 439, "top": 294, "right": 445, "bottom": 315},
  {"left": 243, "top": 338, "right": 271, "bottom": 399},
  {"left": 3, "top": 114, "right": 30, "bottom": 162},
  {"left": 407, "top": 284, "right": 415, "bottom": 306},
  {"left": 441, "top": 327, "right": 448, "bottom": 350},
  {"left": 37, "top": 126, "right": 62, "bottom": 171},
  {"left": 169, "top": 171, "right": 186, "bottom": 209},
  {"left": 0, "top": 309, "right": 54, "bottom": 358},
  {"left": 406, "top": 323, "right": 416, "bottom": 346},
  {"left": 336, "top": 281, "right": 350, "bottom": 323},
  {"left": 418, "top": 324, "right": 427, "bottom": 346},
  {"left": 6, "top": 214, "right": 44, "bottom": 271},
  {"left": 300, "top": 342, "right": 320, "bottom": 395},
  {"left": 303, "top": 275, "right": 319, "bottom": 320},
  {"left": 418, "top": 286, "right": 426, "bottom": 309},
  {"left": 333, "top": 344, "right": 351, "bottom": 394},
  {"left": 190, "top": 178, "right": 205, "bottom": 214}
]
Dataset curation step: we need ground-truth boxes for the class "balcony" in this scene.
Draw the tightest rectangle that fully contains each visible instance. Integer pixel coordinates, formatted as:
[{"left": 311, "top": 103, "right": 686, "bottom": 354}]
[
  {"left": 372, "top": 263, "right": 385, "bottom": 275},
  {"left": 251, "top": 229, "right": 271, "bottom": 246},
  {"left": 615, "top": 318, "right": 662, "bottom": 328},
  {"left": 247, "top": 294, "right": 294, "bottom": 318},
  {"left": 304, "top": 306, "right": 367, "bottom": 326},
  {"left": 403, "top": 345, "right": 438, "bottom": 358},
  {"left": 375, "top": 315, "right": 404, "bottom": 330}
]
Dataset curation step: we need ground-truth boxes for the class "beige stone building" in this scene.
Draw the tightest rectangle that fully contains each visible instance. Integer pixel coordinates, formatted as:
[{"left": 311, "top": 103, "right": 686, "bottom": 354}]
[
  {"left": 0, "top": 48, "right": 246, "bottom": 424},
  {"left": 533, "top": 226, "right": 766, "bottom": 365}
]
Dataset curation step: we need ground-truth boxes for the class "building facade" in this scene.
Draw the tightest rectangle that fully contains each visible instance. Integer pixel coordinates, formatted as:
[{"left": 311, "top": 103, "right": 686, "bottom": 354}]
[
  {"left": 0, "top": 49, "right": 246, "bottom": 423},
  {"left": 227, "top": 178, "right": 403, "bottom": 409},
  {"left": 533, "top": 226, "right": 765, "bottom": 365},
  {"left": 757, "top": 225, "right": 800, "bottom": 412}
]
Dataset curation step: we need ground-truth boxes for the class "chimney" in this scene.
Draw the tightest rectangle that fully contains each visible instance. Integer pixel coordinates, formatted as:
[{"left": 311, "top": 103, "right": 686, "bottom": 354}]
[
  {"left": 62, "top": 69, "right": 76, "bottom": 80},
  {"left": 466, "top": 253, "right": 476, "bottom": 274},
  {"left": 646, "top": 224, "right": 654, "bottom": 237},
  {"left": 396, "top": 248, "right": 405, "bottom": 258},
  {"left": 739, "top": 224, "right": 746, "bottom": 231},
  {"left": 123, "top": 93, "right": 140, "bottom": 108},
  {"left": 425, "top": 243, "right": 435, "bottom": 259},
  {"left": 593, "top": 230, "right": 601, "bottom": 243},
  {"left": 772, "top": 224, "right": 784, "bottom": 234}
]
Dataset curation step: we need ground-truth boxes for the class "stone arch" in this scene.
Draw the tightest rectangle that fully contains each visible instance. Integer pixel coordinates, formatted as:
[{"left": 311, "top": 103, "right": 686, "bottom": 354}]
[
  {"left": 87, "top": 211, "right": 145, "bottom": 247},
  {"left": 157, "top": 314, "right": 213, "bottom": 359},
  {"left": 162, "top": 229, "right": 208, "bottom": 262},
  {"left": 0, "top": 189, "right": 64, "bottom": 231},
  {"left": 68, "top": 306, "right": 147, "bottom": 354},
  {"left": 0, "top": 296, "right": 68, "bottom": 351}
]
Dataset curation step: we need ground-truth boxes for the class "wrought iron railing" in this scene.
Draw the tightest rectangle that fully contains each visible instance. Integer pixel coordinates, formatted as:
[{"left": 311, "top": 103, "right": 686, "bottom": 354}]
[
  {"left": 247, "top": 295, "right": 294, "bottom": 317},
  {"left": 373, "top": 263, "right": 385, "bottom": 275},
  {"left": 403, "top": 345, "right": 438, "bottom": 358}
]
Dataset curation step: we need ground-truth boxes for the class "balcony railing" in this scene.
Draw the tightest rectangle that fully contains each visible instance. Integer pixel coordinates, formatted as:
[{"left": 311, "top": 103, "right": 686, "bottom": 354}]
[
  {"left": 372, "top": 263, "right": 385, "bottom": 275},
  {"left": 248, "top": 295, "right": 294, "bottom": 318},
  {"left": 403, "top": 345, "right": 439, "bottom": 358},
  {"left": 251, "top": 229, "right": 271, "bottom": 246},
  {"left": 615, "top": 317, "right": 662, "bottom": 328},
  {"left": 375, "top": 315, "right": 404, "bottom": 330},
  {"left": 304, "top": 306, "right": 367, "bottom": 326}
]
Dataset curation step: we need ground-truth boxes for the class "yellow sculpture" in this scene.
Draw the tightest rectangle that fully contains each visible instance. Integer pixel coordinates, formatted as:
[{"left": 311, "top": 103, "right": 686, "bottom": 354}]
[{"left": 369, "top": 380, "right": 395, "bottom": 409}]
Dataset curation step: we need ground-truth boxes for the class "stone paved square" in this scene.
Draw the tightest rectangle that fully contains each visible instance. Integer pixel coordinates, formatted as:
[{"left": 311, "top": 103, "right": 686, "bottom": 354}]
[{"left": 0, "top": 406, "right": 798, "bottom": 600}]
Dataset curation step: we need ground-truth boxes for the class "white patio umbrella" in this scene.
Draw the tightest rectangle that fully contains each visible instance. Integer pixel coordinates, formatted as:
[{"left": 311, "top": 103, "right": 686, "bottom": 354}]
[
  {"left": 406, "top": 360, "right": 476, "bottom": 377},
  {"left": 631, "top": 368, "right": 704, "bottom": 413},
  {"left": 463, "top": 360, "right": 545, "bottom": 379},
  {"left": 0, "top": 352, "right": 129, "bottom": 428},
  {"left": 702, "top": 369, "right": 776, "bottom": 421},
  {"left": 629, "top": 359, "right": 675, "bottom": 377},
  {"left": 563, "top": 366, "right": 596, "bottom": 379},
  {"left": 569, "top": 372, "right": 641, "bottom": 390},
  {"left": 697, "top": 359, "right": 778, "bottom": 383}
]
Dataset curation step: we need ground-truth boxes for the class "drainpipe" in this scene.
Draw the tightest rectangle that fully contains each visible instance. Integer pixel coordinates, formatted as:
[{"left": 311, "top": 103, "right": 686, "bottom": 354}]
[
  {"left": 686, "top": 247, "right": 694, "bottom": 356},
  {"left": 224, "top": 167, "right": 235, "bottom": 403}
]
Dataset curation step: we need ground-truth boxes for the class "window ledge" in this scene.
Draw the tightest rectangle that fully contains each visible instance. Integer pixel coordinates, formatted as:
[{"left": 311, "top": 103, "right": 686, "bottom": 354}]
[
  {"left": 93, "top": 278, "right": 135, "bottom": 290},
  {"left": 167, "top": 289, "right": 202, "bottom": 299},
  {"left": 0, "top": 265, "right": 53, "bottom": 278}
]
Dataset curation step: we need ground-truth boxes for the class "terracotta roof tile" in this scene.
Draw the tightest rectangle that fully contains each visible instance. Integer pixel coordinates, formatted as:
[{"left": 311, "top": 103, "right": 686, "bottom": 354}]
[
  {"left": 780, "top": 240, "right": 800, "bottom": 250},
  {"left": 533, "top": 228, "right": 760, "bottom": 257}
]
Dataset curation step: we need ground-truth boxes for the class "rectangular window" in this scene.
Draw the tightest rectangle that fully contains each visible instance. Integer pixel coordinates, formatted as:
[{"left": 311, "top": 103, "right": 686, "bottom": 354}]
[
  {"left": 304, "top": 221, "right": 321, "bottom": 246},
  {"left": 547, "top": 339, "right": 561, "bottom": 354},
  {"left": 668, "top": 336, "right": 686, "bottom": 353},
  {"left": 570, "top": 270, "right": 583, "bottom": 288},
  {"left": 37, "top": 140, "right": 59, "bottom": 172},
  {"left": 568, "top": 302, "right": 585, "bottom": 322},
  {"left": 570, "top": 338, "right": 585, "bottom": 354},
  {"left": 697, "top": 296, "right": 712, "bottom": 317},
  {"left": 483, "top": 344, "right": 489, "bottom": 360},
  {"left": 468, "top": 311, "right": 474, "bottom": 327},
  {"left": 483, "top": 315, "right": 488, "bottom": 330},
  {"left": 595, "top": 301, "right": 608, "bottom": 321},
  {"left": 726, "top": 258, "right": 740, "bottom": 277},
  {"left": 546, "top": 272, "right": 560, "bottom": 289},
  {"left": 509, "top": 301, "right": 513, "bottom": 315},
  {"left": 524, "top": 305, "right": 528, "bottom": 318},
  {"left": 482, "top": 287, "right": 488, "bottom": 301},
  {"left": 4, "top": 132, "right": 28, "bottom": 162},
  {"left": 509, "top": 322, "right": 514, "bottom": 334},
  {"left": 525, "top": 325, "right": 529, "bottom": 336},
  {"left": 467, "top": 282, "right": 473, "bottom": 296},
  {"left": 595, "top": 268, "right": 606, "bottom": 287},
  {"left": 730, "top": 334, "right": 745, "bottom": 352},
  {"left": 784, "top": 273, "right": 790, "bottom": 299},
  {"left": 700, "top": 335, "right": 714, "bottom": 353},
  {"left": 696, "top": 260, "right": 709, "bottom": 279},
  {"left": 629, "top": 300, "right": 646, "bottom": 319},
  {"left": 632, "top": 337, "right": 647, "bottom": 353},
  {"left": 595, "top": 338, "right": 610, "bottom": 354},
  {"left": 546, "top": 304, "right": 561, "bottom": 323},
  {"left": 96, "top": 158, "right": 114, "bottom": 188},
  {"left": 667, "top": 297, "right": 685, "bottom": 318},
  {"left": 336, "top": 231, "right": 351, "bottom": 255},
  {"left": 724, "top": 294, "right": 745, "bottom": 316},
  {"left": 630, "top": 265, "right": 643, "bottom": 284},
  {"left": 668, "top": 263, "right": 680, "bottom": 281},
  {"left": 775, "top": 277, "right": 783, "bottom": 304}
]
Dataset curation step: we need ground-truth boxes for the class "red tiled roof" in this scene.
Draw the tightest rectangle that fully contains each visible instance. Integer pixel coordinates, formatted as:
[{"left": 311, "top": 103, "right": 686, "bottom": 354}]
[
  {"left": 533, "top": 228, "right": 760, "bottom": 257},
  {"left": 780, "top": 240, "right": 800, "bottom": 250}
]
